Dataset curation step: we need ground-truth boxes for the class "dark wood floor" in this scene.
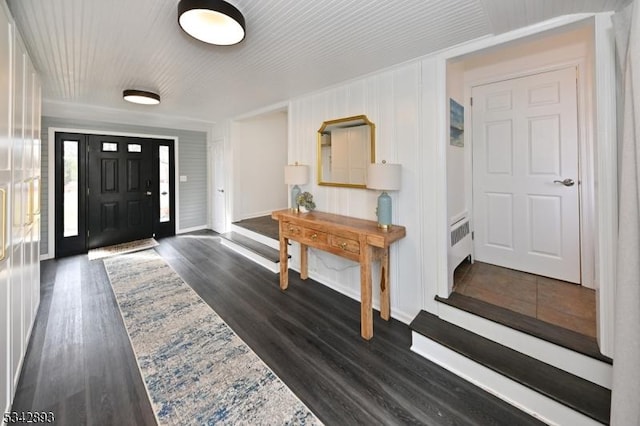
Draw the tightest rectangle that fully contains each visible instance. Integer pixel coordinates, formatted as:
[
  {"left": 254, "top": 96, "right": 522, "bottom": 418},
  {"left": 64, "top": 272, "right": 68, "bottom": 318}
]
[{"left": 12, "top": 231, "right": 544, "bottom": 425}]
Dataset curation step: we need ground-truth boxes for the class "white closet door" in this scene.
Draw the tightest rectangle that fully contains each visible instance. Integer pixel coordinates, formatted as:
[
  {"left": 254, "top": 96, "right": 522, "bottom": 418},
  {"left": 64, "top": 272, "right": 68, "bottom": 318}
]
[
  {"left": 472, "top": 67, "right": 580, "bottom": 283},
  {"left": 0, "top": 3, "right": 12, "bottom": 413}
]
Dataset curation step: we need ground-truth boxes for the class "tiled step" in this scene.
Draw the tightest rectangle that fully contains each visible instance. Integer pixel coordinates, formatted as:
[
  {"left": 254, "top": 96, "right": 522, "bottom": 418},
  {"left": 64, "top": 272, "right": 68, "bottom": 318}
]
[
  {"left": 436, "top": 293, "right": 611, "bottom": 364},
  {"left": 219, "top": 232, "right": 288, "bottom": 273},
  {"left": 410, "top": 310, "right": 611, "bottom": 424}
]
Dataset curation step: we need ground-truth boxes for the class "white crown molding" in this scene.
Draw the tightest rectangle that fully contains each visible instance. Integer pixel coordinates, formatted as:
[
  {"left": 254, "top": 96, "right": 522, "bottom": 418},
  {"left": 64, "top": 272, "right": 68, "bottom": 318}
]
[{"left": 42, "top": 99, "right": 216, "bottom": 132}]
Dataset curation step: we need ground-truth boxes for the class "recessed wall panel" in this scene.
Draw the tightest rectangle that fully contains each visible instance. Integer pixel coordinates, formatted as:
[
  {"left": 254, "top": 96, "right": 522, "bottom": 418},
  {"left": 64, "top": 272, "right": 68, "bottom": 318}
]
[
  {"left": 127, "top": 159, "right": 141, "bottom": 192},
  {"left": 485, "top": 192, "right": 513, "bottom": 249},
  {"left": 528, "top": 82, "right": 560, "bottom": 106},
  {"left": 101, "top": 159, "right": 118, "bottom": 193},
  {"left": 528, "top": 195, "right": 562, "bottom": 257},
  {"left": 528, "top": 115, "right": 560, "bottom": 175},
  {"left": 485, "top": 120, "right": 513, "bottom": 175},
  {"left": 101, "top": 202, "right": 118, "bottom": 232}
]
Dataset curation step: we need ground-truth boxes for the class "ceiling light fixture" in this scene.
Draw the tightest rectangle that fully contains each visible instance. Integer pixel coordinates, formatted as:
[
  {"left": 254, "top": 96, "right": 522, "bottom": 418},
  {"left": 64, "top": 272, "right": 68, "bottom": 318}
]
[
  {"left": 178, "top": 0, "right": 245, "bottom": 46},
  {"left": 123, "top": 90, "right": 161, "bottom": 105}
]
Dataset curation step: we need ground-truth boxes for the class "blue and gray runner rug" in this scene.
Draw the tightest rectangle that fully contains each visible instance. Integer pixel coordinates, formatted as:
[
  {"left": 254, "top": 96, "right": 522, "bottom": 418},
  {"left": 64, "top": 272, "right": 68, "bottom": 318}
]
[{"left": 103, "top": 249, "right": 321, "bottom": 425}]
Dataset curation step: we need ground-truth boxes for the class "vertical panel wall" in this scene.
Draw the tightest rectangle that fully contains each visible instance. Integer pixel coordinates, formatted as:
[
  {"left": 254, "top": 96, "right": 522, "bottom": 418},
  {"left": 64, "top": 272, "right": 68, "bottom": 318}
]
[
  {"left": 0, "top": 2, "right": 13, "bottom": 416},
  {"left": 1, "top": 1, "right": 41, "bottom": 416},
  {"left": 285, "top": 61, "right": 427, "bottom": 323}
]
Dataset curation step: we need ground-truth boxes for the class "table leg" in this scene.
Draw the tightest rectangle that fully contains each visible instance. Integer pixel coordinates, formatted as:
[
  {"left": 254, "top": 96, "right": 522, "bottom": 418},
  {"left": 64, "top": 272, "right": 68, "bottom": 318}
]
[
  {"left": 279, "top": 236, "right": 289, "bottom": 290},
  {"left": 300, "top": 243, "right": 308, "bottom": 280},
  {"left": 360, "top": 245, "right": 373, "bottom": 340},
  {"left": 380, "top": 248, "right": 390, "bottom": 321}
]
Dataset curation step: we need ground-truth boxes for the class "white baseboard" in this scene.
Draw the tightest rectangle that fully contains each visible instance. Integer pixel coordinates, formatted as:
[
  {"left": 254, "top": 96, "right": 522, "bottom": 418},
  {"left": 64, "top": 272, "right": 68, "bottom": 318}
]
[
  {"left": 220, "top": 238, "right": 279, "bottom": 273},
  {"left": 296, "top": 267, "right": 414, "bottom": 325},
  {"left": 411, "top": 332, "right": 603, "bottom": 426},
  {"left": 176, "top": 225, "right": 208, "bottom": 234},
  {"left": 40, "top": 252, "right": 53, "bottom": 260}
]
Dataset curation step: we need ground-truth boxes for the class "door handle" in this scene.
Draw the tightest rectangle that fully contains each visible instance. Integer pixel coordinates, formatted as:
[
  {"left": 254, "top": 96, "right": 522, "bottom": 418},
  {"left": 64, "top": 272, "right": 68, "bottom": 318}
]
[
  {"left": 146, "top": 191, "right": 152, "bottom": 196},
  {"left": 553, "top": 178, "right": 575, "bottom": 187},
  {"left": 217, "top": 189, "right": 224, "bottom": 193}
]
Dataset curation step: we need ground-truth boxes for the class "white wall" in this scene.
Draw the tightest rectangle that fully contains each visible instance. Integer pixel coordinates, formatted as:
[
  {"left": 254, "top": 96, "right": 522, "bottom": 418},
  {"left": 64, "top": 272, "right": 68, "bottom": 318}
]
[
  {"left": 287, "top": 63, "right": 427, "bottom": 323},
  {"left": 231, "top": 111, "right": 288, "bottom": 220}
]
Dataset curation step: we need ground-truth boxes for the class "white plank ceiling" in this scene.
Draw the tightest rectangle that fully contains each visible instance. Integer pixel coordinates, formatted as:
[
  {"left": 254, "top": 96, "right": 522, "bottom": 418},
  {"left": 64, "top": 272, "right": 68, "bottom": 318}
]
[{"left": 6, "top": 0, "right": 631, "bottom": 123}]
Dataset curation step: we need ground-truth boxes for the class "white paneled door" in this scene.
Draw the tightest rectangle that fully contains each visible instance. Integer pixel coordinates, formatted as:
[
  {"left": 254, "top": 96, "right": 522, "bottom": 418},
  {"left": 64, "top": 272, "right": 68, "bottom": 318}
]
[
  {"left": 211, "top": 139, "right": 226, "bottom": 233},
  {"left": 472, "top": 67, "right": 580, "bottom": 283}
]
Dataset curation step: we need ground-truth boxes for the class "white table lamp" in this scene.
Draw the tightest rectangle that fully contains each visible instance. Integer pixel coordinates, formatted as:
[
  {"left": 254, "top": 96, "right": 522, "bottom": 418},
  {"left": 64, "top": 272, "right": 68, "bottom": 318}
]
[
  {"left": 284, "top": 162, "right": 309, "bottom": 212},
  {"left": 367, "top": 161, "right": 401, "bottom": 230}
]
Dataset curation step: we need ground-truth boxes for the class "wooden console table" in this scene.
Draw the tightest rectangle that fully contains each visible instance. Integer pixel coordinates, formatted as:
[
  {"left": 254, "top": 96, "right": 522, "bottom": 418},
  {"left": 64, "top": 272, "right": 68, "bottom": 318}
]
[{"left": 271, "top": 209, "right": 406, "bottom": 340}]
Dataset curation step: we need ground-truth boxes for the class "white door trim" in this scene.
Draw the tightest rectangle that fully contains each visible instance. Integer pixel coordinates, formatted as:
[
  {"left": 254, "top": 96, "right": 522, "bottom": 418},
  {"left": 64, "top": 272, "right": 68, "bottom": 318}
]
[
  {"left": 434, "top": 13, "right": 617, "bottom": 357},
  {"left": 592, "top": 13, "right": 617, "bottom": 358},
  {"left": 209, "top": 137, "right": 227, "bottom": 234}
]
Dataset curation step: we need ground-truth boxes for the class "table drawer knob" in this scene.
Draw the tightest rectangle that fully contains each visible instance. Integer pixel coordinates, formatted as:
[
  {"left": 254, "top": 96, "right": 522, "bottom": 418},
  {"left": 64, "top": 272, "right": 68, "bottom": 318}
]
[
  {"left": 340, "top": 242, "right": 347, "bottom": 250},
  {"left": 289, "top": 227, "right": 294, "bottom": 232},
  {"left": 311, "top": 233, "right": 318, "bottom": 240}
]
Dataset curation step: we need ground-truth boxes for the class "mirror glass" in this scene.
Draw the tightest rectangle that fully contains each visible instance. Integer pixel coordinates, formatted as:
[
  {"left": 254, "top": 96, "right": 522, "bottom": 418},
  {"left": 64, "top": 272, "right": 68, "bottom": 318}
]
[{"left": 317, "top": 115, "right": 375, "bottom": 188}]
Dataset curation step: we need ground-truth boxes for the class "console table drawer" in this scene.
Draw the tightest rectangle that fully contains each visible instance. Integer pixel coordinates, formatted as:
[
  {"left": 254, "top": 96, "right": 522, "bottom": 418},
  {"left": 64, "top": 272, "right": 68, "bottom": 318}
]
[
  {"left": 282, "top": 221, "right": 303, "bottom": 237},
  {"left": 330, "top": 235, "right": 360, "bottom": 254},
  {"left": 303, "top": 228, "right": 328, "bottom": 245}
]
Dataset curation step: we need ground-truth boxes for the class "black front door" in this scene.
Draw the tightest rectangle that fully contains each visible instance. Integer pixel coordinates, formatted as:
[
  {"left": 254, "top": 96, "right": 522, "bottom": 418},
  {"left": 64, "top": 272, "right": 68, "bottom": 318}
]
[
  {"left": 55, "top": 132, "right": 176, "bottom": 257},
  {"left": 87, "top": 135, "right": 154, "bottom": 249}
]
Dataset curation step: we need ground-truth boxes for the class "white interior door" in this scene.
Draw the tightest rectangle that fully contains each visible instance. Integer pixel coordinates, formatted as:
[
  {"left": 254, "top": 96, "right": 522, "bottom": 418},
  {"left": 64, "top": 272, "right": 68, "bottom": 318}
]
[
  {"left": 472, "top": 67, "right": 580, "bottom": 283},
  {"left": 211, "top": 139, "right": 226, "bottom": 233}
]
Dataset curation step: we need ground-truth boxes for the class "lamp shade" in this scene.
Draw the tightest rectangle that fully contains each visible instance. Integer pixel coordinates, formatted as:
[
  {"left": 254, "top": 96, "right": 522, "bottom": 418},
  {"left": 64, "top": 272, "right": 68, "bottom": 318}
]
[
  {"left": 178, "top": 0, "right": 246, "bottom": 45},
  {"left": 284, "top": 164, "right": 309, "bottom": 185},
  {"left": 367, "top": 162, "right": 401, "bottom": 191}
]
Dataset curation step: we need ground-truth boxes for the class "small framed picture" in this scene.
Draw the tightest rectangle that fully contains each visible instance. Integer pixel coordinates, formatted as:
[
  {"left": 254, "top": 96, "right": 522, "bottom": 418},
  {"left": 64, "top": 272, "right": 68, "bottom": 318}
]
[{"left": 450, "top": 98, "right": 464, "bottom": 147}]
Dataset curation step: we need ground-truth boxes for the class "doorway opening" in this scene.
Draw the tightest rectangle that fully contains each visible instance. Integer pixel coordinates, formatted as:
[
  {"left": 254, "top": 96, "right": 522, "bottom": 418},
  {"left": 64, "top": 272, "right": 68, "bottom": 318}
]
[
  {"left": 54, "top": 132, "right": 175, "bottom": 257},
  {"left": 445, "top": 22, "right": 598, "bottom": 345}
]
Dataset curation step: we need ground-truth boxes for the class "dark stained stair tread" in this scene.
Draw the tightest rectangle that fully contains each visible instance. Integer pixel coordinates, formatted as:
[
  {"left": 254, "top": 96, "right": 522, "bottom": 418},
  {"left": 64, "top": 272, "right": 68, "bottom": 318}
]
[
  {"left": 436, "top": 293, "right": 611, "bottom": 364},
  {"left": 232, "top": 216, "right": 279, "bottom": 241},
  {"left": 410, "top": 310, "right": 611, "bottom": 424},
  {"left": 219, "top": 232, "right": 285, "bottom": 263}
]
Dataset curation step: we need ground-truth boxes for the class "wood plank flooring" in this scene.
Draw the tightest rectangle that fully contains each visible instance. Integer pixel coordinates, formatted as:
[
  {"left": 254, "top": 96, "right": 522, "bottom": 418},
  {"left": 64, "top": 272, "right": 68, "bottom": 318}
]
[{"left": 12, "top": 231, "right": 544, "bottom": 425}]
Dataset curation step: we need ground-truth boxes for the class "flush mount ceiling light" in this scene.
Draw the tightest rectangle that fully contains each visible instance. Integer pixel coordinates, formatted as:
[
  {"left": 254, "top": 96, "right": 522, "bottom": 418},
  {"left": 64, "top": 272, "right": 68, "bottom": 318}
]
[
  {"left": 123, "top": 90, "right": 161, "bottom": 105},
  {"left": 178, "top": 0, "right": 245, "bottom": 45}
]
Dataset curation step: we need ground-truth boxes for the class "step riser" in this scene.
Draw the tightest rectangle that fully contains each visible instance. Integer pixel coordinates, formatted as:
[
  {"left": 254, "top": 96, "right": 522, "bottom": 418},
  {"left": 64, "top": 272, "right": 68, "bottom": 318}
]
[
  {"left": 220, "top": 239, "right": 279, "bottom": 273},
  {"left": 438, "top": 302, "right": 612, "bottom": 389},
  {"left": 411, "top": 333, "right": 604, "bottom": 426},
  {"left": 230, "top": 224, "right": 279, "bottom": 249}
]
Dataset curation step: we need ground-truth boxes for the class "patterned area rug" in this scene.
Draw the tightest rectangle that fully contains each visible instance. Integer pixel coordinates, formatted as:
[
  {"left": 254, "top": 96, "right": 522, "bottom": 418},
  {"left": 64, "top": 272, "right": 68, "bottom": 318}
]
[
  {"left": 103, "top": 249, "right": 321, "bottom": 425},
  {"left": 88, "top": 238, "right": 159, "bottom": 260}
]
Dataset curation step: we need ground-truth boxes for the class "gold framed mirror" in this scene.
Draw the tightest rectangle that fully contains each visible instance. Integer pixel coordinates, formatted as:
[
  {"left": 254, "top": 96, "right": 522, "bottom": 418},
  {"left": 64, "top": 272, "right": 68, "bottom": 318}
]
[{"left": 317, "top": 115, "right": 375, "bottom": 188}]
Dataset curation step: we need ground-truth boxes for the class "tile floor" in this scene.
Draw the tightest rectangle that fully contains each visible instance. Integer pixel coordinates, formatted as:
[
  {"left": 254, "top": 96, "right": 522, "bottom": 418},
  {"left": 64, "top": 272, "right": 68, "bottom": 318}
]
[{"left": 453, "top": 260, "right": 597, "bottom": 338}]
